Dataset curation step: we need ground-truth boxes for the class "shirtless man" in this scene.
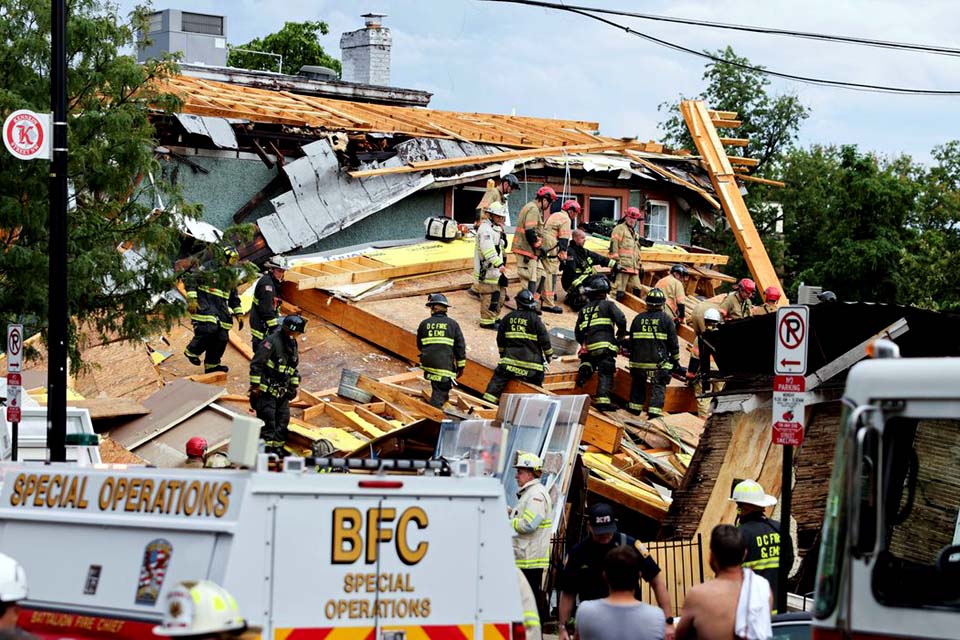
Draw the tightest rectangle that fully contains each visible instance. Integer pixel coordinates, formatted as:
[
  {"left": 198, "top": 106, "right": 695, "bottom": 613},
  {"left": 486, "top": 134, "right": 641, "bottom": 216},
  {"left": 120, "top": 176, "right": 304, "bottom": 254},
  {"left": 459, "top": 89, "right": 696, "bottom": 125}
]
[{"left": 675, "top": 525, "right": 772, "bottom": 640}]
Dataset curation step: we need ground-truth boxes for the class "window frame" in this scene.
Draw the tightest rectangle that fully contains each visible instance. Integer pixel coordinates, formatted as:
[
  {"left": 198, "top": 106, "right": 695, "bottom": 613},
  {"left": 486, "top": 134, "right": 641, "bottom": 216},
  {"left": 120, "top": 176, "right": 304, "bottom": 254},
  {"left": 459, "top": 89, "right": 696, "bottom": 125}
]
[{"left": 645, "top": 198, "right": 670, "bottom": 241}]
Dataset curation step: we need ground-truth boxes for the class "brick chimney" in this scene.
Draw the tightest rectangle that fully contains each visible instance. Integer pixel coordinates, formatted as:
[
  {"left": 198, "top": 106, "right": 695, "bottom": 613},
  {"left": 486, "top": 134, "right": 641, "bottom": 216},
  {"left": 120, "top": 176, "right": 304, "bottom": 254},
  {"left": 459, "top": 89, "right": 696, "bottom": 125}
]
[{"left": 339, "top": 13, "right": 391, "bottom": 85}]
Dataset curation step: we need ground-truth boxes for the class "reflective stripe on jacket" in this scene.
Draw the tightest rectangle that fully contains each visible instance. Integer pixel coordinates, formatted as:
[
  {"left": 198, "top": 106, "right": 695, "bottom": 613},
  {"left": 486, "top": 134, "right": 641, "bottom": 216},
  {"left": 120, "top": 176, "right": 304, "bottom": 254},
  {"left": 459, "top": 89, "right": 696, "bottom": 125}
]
[
  {"left": 496, "top": 310, "right": 553, "bottom": 373},
  {"left": 609, "top": 221, "right": 642, "bottom": 273},
  {"left": 628, "top": 310, "right": 679, "bottom": 370},
  {"left": 511, "top": 479, "right": 553, "bottom": 569},
  {"left": 250, "top": 272, "right": 281, "bottom": 340},
  {"left": 186, "top": 271, "right": 241, "bottom": 330},
  {"left": 417, "top": 312, "right": 467, "bottom": 380},
  {"left": 511, "top": 201, "right": 544, "bottom": 259},
  {"left": 575, "top": 300, "right": 627, "bottom": 354},
  {"left": 474, "top": 219, "right": 507, "bottom": 284},
  {"left": 249, "top": 329, "right": 300, "bottom": 396}
]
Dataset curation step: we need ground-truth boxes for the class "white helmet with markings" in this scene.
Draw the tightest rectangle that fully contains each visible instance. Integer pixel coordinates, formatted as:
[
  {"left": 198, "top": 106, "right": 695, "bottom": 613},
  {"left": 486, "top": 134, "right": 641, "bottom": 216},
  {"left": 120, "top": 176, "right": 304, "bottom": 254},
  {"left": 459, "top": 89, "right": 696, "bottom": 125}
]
[
  {"left": 0, "top": 553, "right": 27, "bottom": 603},
  {"left": 153, "top": 581, "right": 246, "bottom": 637},
  {"left": 514, "top": 451, "right": 542, "bottom": 471},
  {"left": 729, "top": 479, "right": 777, "bottom": 508}
]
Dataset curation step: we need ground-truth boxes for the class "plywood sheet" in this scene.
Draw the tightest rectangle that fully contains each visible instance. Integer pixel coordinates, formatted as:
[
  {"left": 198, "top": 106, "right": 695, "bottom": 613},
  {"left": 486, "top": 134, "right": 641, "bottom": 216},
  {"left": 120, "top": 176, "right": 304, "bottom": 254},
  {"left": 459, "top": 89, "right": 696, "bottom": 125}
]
[
  {"left": 133, "top": 404, "right": 237, "bottom": 467},
  {"left": 110, "top": 379, "right": 225, "bottom": 450}
]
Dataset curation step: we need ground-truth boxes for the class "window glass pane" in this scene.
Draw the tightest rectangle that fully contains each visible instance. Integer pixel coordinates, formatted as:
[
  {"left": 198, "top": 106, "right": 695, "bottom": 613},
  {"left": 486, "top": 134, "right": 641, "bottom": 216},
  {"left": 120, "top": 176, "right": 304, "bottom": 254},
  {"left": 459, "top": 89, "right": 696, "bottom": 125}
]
[
  {"left": 588, "top": 197, "right": 618, "bottom": 223},
  {"left": 872, "top": 417, "right": 960, "bottom": 610},
  {"left": 646, "top": 201, "right": 669, "bottom": 241}
]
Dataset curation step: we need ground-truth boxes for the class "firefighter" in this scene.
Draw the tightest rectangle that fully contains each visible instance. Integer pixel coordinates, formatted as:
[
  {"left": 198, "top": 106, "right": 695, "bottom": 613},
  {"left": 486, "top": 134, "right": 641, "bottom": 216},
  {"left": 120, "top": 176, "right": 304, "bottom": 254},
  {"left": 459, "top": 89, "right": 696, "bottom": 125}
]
[
  {"left": 0, "top": 553, "right": 28, "bottom": 632},
  {"left": 609, "top": 206, "right": 644, "bottom": 301},
  {"left": 416, "top": 293, "right": 466, "bottom": 408},
  {"left": 470, "top": 174, "right": 519, "bottom": 297},
  {"left": 625, "top": 288, "right": 682, "bottom": 419},
  {"left": 730, "top": 479, "right": 784, "bottom": 612},
  {"left": 482, "top": 290, "right": 553, "bottom": 403},
  {"left": 687, "top": 306, "right": 724, "bottom": 418},
  {"left": 153, "top": 580, "right": 257, "bottom": 639},
  {"left": 512, "top": 186, "right": 557, "bottom": 308},
  {"left": 475, "top": 202, "right": 509, "bottom": 329},
  {"left": 249, "top": 314, "right": 306, "bottom": 457},
  {"left": 539, "top": 199, "right": 579, "bottom": 314},
  {"left": 184, "top": 248, "right": 243, "bottom": 374},
  {"left": 184, "top": 437, "right": 207, "bottom": 469},
  {"left": 509, "top": 452, "right": 553, "bottom": 625},
  {"left": 719, "top": 278, "right": 756, "bottom": 319},
  {"left": 654, "top": 264, "right": 689, "bottom": 327},
  {"left": 476, "top": 173, "right": 519, "bottom": 226},
  {"left": 757, "top": 286, "right": 782, "bottom": 314},
  {"left": 250, "top": 259, "right": 285, "bottom": 352},
  {"left": 574, "top": 275, "right": 626, "bottom": 412},
  {"left": 562, "top": 228, "right": 616, "bottom": 311}
]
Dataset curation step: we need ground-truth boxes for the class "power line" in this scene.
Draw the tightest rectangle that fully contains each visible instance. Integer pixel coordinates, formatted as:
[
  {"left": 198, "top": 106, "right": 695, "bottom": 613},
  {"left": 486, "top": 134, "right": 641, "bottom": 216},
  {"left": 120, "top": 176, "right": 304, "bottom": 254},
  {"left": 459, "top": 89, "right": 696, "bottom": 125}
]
[
  {"left": 483, "top": 0, "right": 960, "bottom": 57},
  {"left": 481, "top": 0, "right": 960, "bottom": 95}
]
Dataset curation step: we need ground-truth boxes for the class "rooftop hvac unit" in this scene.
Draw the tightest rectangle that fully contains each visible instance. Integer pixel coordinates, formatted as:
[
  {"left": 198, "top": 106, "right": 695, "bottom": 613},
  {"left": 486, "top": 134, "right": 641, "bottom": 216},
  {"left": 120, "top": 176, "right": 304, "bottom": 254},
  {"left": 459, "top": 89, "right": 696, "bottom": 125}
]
[{"left": 797, "top": 284, "right": 823, "bottom": 305}]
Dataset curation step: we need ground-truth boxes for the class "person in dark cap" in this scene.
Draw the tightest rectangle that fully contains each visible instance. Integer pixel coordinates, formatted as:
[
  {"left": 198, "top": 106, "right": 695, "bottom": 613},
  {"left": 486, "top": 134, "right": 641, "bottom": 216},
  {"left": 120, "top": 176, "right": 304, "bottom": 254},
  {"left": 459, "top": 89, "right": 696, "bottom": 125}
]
[{"left": 558, "top": 503, "right": 674, "bottom": 640}]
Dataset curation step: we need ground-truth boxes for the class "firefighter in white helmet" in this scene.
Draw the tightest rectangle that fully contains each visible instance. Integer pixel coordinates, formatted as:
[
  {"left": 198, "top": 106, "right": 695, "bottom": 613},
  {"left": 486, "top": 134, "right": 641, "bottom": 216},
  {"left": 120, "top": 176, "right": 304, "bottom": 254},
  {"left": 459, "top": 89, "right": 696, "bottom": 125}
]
[
  {"left": 0, "top": 553, "right": 28, "bottom": 632},
  {"left": 508, "top": 451, "right": 553, "bottom": 625},
  {"left": 731, "top": 480, "right": 784, "bottom": 612},
  {"left": 153, "top": 580, "right": 257, "bottom": 639}
]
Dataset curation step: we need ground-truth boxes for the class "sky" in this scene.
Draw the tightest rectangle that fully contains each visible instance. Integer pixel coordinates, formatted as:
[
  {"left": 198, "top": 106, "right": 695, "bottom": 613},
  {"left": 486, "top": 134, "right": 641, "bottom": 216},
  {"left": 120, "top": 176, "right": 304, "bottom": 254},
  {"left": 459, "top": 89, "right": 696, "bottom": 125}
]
[{"left": 121, "top": 0, "right": 960, "bottom": 164}]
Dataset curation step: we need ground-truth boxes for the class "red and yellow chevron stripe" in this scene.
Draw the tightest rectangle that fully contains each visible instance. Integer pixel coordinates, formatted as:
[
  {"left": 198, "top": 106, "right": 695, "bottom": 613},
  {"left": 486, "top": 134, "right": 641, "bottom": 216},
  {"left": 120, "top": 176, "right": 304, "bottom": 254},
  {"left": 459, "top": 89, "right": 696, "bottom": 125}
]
[{"left": 276, "top": 624, "right": 510, "bottom": 640}]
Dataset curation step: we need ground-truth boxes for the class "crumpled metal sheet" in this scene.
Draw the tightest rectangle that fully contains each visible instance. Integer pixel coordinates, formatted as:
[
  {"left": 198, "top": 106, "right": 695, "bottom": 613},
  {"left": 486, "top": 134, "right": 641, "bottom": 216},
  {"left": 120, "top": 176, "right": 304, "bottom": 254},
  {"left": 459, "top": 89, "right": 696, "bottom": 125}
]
[
  {"left": 175, "top": 114, "right": 238, "bottom": 150},
  {"left": 258, "top": 139, "right": 433, "bottom": 254}
]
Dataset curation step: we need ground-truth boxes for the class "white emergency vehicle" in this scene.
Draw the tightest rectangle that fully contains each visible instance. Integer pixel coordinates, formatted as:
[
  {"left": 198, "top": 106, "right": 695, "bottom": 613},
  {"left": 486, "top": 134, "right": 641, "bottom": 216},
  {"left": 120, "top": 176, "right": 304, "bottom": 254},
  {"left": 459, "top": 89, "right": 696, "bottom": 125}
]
[
  {"left": 813, "top": 348, "right": 960, "bottom": 640},
  {"left": 0, "top": 458, "right": 528, "bottom": 640}
]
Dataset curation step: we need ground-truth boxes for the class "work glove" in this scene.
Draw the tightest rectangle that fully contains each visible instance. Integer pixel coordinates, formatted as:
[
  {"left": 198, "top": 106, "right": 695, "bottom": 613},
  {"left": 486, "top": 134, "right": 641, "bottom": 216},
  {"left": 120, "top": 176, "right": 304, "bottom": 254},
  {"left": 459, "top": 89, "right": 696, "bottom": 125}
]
[
  {"left": 673, "top": 316, "right": 682, "bottom": 329},
  {"left": 498, "top": 273, "right": 509, "bottom": 288},
  {"left": 456, "top": 366, "right": 464, "bottom": 378},
  {"left": 248, "top": 386, "right": 261, "bottom": 408},
  {"left": 284, "top": 387, "right": 299, "bottom": 401},
  {"left": 610, "top": 263, "right": 621, "bottom": 277},
  {"left": 670, "top": 361, "right": 687, "bottom": 382},
  {"left": 619, "top": 342, "right": 631, "bottom": 358},
  {"left": 685, "top": 370, "right": 698, "bottom": 385},
  {"left": 235, "top": 315, "right": 244, "bottom": 330},
  {"left": 187, "top": 300, "right": 199, "bottom": 314}
]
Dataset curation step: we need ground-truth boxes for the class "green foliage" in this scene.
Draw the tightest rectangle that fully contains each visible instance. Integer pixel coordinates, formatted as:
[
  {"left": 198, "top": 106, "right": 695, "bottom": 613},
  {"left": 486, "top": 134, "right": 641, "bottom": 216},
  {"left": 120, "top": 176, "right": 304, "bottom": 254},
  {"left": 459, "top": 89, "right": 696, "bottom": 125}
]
[
  {"left": 658, "top": 46, "right": 809, "bottom": 176},
  {"left": 227, "top": 21, "right": 341, "bottom": 75},
  {"left": 0, "top": 0, "right": 195, "bottom": 366}
]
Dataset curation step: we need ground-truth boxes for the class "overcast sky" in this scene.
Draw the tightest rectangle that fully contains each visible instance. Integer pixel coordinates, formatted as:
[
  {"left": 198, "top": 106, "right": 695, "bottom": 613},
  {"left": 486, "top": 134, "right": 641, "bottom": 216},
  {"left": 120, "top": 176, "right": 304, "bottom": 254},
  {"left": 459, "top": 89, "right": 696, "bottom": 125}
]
[{"left": 125, "top": 0, "right": 960, "bottom": 164}]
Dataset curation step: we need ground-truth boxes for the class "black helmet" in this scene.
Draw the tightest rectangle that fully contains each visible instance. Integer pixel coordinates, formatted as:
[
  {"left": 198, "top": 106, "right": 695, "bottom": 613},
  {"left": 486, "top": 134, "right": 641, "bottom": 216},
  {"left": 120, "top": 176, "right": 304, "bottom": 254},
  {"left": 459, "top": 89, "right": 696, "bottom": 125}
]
[
  {"left": 502, "top": 174, "right": 520, "bottom": 189},
  {"left": 282, "top": 314, "right": 307, "bottom": 333},
  {"left": 646, "top": 288, "right": 667, "bottom": 308},
  {"left": 670, "top": 264, "right": 688, "bottom": 277},
  {"left": 516, "top": 289, "right": 537, "bottom": 310},
  {"left": 426, "top": 293, "right": 451, "bottom": 308},
  {"left": 583, "top": 275, "right": 610, "bottom": 299}
]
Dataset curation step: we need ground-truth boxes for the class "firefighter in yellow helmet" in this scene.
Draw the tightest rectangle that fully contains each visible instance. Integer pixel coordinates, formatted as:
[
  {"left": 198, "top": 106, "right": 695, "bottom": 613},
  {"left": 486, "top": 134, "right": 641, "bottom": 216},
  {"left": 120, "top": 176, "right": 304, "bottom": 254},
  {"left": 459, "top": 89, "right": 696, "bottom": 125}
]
[
  {"left": 153, "top": 580, "right": 258, "bottom": 639},
  {"left": 508, "top": 451, "right": 553, "bottom": 626},
  {"left": 731, "top": 480, "right": 786, "bottom": 612}
]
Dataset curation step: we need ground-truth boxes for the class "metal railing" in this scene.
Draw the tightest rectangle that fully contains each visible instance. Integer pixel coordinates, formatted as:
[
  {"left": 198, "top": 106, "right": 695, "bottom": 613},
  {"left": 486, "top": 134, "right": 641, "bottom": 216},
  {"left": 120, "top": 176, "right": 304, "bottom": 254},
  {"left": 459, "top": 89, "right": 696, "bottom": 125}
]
[{"left": 638, "top": 534, "right": 706, "bottom": 616}]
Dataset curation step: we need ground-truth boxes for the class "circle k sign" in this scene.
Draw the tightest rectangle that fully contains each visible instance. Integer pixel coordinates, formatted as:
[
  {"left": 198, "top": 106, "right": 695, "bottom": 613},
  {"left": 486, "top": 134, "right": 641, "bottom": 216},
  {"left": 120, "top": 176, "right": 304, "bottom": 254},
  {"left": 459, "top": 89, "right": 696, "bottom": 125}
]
[{"left": 3, "top": 109, "right": 51, "bottom": 161}]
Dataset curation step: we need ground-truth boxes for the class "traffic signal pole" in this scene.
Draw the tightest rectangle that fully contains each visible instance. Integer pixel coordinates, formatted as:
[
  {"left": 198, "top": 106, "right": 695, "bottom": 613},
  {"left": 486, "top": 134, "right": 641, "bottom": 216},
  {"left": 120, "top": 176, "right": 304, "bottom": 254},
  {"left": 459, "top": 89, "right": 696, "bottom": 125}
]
[{"left": 47, "top": 0, "right": 68, "bottom": 462}]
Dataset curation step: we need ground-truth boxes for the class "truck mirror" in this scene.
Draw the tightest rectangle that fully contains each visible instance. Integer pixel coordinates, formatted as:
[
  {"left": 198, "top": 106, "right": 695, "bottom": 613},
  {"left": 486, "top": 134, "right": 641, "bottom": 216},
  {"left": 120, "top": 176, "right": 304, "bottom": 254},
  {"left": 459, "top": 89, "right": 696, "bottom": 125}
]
[{"left": 848, "top": 406, "right": 880, "bottom": 559}]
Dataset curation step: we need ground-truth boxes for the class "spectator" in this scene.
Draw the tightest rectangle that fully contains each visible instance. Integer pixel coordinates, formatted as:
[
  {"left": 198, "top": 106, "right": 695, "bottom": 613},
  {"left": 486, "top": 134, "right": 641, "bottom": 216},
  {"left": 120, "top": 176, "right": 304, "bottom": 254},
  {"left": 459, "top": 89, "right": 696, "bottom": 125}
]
[
  {"left": 676, "top": 525, "right": 772, "bottom": 640},
  {"left": 576, "top": 545, "right": 665, "bottom": 640}
]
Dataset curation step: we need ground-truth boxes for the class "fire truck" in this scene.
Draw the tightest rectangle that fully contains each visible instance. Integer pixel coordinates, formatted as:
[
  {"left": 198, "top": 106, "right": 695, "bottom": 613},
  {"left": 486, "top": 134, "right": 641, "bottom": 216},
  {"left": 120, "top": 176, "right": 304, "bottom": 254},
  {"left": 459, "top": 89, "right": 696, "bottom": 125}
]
[
  {"left": 813, "top": 347, "right": 960, "bottom": 639},
  {"left": 0, "top": 458, "right": 529, "bottom": 640}
]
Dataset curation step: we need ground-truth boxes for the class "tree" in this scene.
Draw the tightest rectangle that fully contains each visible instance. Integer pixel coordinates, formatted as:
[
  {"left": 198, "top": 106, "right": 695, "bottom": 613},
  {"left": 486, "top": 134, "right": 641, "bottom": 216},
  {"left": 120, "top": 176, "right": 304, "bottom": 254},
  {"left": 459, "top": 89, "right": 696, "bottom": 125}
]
[
  {"left": 658, "top": 47, "right": 808, "bottom": 278},
  {"left": 900, "top": 141, "right": 960, "bottom": 311},
  {"left": 227, "top": 21, "right": 341, "bottom": 75},
  {"left": 0, "top": 0, "right": 196, "bottom": 366},
  {"left": 778, "top": 145, "right": 917, "bottom": 303}
]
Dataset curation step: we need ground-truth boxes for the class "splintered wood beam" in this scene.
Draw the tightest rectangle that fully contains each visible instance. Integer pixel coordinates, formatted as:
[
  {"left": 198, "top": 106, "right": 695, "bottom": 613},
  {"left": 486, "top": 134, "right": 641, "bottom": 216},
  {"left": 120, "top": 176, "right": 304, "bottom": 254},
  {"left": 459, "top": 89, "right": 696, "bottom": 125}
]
[
  {"left": 587, "top": 476, "right": 669, "bottom": 520},
  {"left": 728, "top": 156, "right": 760, "bottom": 167},
  {"left": 348, "top": 140, "right": 641, "bottom": 179},
  {"left": 296, "top": 257, "right": 475, "bottom": 290},
  {"left": 708, "top": 109, "right": 739, "bottom": 121},
  {"left": 736, "top": 174, "right": 786, "bottom": 188},
  {"left": 681, "top": 99, "right": 786, "bottom": 305},
  {"left": 710, "top": 119, "right": 742, "bottom": 128},
  {"left": 625, "top": 150, "right": 721, "bottom": 210},
  {"left": 719, "top": 137, "right": 749, "bottom": 147},
  {"left": 282, "top": 284, "right": 625, "bottom": 453}
]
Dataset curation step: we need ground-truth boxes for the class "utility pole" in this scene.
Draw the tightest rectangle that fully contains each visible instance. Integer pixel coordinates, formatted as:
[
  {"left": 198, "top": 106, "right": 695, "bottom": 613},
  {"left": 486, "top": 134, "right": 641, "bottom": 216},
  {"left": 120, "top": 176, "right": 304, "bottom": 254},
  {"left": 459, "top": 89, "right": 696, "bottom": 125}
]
[{"left": 47, "top": 0, "right": 68, "bottom": 462}]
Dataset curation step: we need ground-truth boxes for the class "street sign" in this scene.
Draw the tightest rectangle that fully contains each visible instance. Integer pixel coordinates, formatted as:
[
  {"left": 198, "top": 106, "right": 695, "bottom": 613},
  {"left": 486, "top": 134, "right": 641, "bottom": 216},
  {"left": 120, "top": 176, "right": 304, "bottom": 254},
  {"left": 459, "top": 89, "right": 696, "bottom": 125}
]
[
  {"left": 772, "top": 375, "right": 805, "bottom": 445},
  {"left": 6, "top": 373, "right": 22, "bottom": 423},
  {"left": 3, "top": 110, "right": 51, "bottom": 161},
  {"left": 6, "top": 324, "right": 23, "bottom": 373},
  {"left": 774, "top": 305, "right": 809, "bottom": 375}
]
